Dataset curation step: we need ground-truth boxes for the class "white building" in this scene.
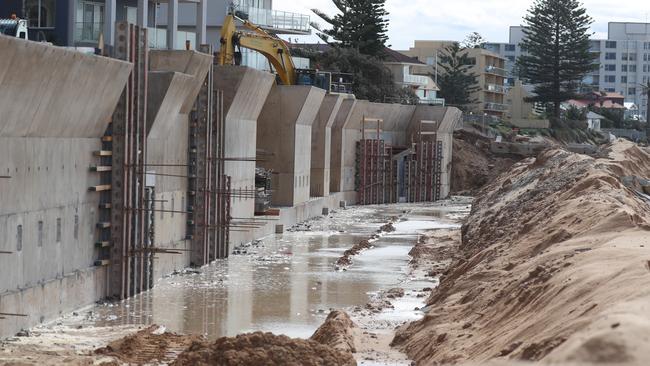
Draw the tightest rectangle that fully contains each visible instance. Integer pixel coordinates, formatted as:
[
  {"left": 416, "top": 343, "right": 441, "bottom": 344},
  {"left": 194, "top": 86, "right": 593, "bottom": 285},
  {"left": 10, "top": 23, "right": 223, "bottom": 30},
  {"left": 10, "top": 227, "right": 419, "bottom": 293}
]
[{"left": 484, "top": 23, "right": 650, "bottom": 121}]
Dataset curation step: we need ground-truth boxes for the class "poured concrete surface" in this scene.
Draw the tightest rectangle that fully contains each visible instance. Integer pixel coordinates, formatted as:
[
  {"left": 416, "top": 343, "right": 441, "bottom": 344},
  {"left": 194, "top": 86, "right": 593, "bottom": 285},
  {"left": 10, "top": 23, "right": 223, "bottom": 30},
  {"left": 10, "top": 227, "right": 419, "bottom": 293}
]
[
  {"left": 0, "top": 36, "right": 131, "bottom": 138},
  {"left": 149, "top": 50, "right": 213, "bottom": 114},
  {"left": 147, "top": 71, "right": 196, "bottom": 138},
  {"left": 257, "top": 85, "right": 326, "bottom": 207},
  {"left": 310, "top": 94, "right": 346, "bottom": 198},
  {"left": 0, "top": 137, "right": 108, "bottom": 338},
  {"left": 213, "top": 66, "right": 275, "bottom": 247},
  {"left": 330, "top": 98, "right": 357, "bottom": 193}
]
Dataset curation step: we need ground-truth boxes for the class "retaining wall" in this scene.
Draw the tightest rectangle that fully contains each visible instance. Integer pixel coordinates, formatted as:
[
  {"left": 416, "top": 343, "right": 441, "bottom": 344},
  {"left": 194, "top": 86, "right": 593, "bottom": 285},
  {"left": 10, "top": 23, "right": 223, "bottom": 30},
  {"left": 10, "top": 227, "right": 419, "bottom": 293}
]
[{"left": 0, "top": 37, "right": 131, "bottom": 337}]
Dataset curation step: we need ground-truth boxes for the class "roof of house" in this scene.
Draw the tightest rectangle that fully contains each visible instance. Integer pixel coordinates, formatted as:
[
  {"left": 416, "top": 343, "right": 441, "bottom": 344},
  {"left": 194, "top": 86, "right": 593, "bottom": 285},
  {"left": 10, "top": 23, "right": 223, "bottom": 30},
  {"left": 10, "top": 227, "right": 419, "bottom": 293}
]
[
  {"left": 383, "top": 48, "right": 425, "bottom": 65},
  {"left": 567, "top": 99, "right": 625, "bottom": 109},
  {"left": 587, "top": 111, "right": 605, "bottom": 120},
  {"left": 591, "top": 91, "right": 625, "bottom": 99}
]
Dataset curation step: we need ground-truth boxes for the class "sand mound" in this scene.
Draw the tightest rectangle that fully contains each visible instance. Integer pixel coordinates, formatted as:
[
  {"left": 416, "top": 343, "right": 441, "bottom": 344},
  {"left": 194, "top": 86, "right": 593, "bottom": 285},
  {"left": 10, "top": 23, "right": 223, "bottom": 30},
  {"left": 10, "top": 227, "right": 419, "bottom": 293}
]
[
  {"left": 451, "top": 129, "right": 519, "bottom": 194},
  {"left": 393, "top": 139, "right": 650, "bottom": 365},
  {"left": 310, "top": 310, "right": 358, "bottom": 353},
  {"left": 171, "top": 331, "right": 356, "bottom": 366},
  {"left": 95, "top": 325, "right": 201, "bottom": 364}
]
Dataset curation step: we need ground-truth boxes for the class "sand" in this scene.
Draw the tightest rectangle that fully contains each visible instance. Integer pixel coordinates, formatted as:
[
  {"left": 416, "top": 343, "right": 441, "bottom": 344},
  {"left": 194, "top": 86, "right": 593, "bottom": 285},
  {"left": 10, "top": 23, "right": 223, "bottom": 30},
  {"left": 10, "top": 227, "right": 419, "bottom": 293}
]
[
  {"left": 451, "top": 129, "right": 519, "bottom": 194},
  {"left": 393, "top": 139, "right": 650, "bottom": 365},
  {"left": 170, "top": 331, "right": 356, "bottom": 366}
]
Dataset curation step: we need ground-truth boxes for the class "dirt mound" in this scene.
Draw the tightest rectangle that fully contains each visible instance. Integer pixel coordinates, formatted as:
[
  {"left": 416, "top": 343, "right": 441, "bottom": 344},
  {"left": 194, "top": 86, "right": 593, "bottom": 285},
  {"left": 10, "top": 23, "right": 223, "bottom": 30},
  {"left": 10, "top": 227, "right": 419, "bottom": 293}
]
[
  {"left": 95, "top": 325, "right": 202, "bottom": 364},
  {"left": 171, "top": 331, "right": 356, "bottom": 366},
  {"left": 310, "top": 310, "right": 358, "bottom": 353},
  {"left": 336, "top": 239, "right": 373, "bottom": 268},
  {"left": 378, "top": 222, "right": 396, "bottom": 232},
  {"left": 393, "top": 139, "right": 650, "bottom": 365},
  {"left": 451, "top": 129, "right": 519, "bottom": 194}
]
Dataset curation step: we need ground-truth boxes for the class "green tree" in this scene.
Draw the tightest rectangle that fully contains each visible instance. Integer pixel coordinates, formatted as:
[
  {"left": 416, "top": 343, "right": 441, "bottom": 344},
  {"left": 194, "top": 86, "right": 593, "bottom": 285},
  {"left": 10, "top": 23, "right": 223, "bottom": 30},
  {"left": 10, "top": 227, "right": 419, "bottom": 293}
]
[
  {"left": 517, "top": 0, "right": 598, "bottom": 118},
  {"left": 462, "top": 32, "right": 486, "bottom": 49},
  {"left": 435, "top": 43, "right": 479, "bottom": 110},
  {"left": 311, "top": 0, "right": 389, "bottom": 57},
  {"left": 294, "top": 47, "right": 414, "bottom": 103}
]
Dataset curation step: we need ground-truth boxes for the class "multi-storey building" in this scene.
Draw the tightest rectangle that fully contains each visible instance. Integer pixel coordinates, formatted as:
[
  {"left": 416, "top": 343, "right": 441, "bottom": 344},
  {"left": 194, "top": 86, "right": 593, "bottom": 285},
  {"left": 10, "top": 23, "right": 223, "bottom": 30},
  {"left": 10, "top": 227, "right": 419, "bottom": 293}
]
[
  {"left": 382, "top": 48, "right": 443, "bottom": 105},
  {"left": 2, "top": 0, "right": 309, "bottom": 64},
  {"left": 400, "top": 41, "right": 508, "bottom": 117},
  {"left": 485, "top": 23, "right": 650, "bottom": 121}
]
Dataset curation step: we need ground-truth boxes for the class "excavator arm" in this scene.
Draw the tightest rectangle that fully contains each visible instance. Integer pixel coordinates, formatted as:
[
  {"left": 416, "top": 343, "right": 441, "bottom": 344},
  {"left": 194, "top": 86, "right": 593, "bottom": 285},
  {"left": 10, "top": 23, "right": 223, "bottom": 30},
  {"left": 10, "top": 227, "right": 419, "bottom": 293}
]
[{"left": 218, "top": 14, "right": 296, "bottom": 85}]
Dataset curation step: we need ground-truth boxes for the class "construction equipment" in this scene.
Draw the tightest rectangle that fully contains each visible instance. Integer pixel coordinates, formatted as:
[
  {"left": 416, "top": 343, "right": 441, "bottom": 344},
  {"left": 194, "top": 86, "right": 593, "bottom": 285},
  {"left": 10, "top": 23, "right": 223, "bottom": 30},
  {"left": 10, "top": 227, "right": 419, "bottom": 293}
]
[
  {"left": 218, "top": 11, "right": 353, "bottom": 93},
  {"left": 0, "top": 15, "right": 28, "bottom": 40}
]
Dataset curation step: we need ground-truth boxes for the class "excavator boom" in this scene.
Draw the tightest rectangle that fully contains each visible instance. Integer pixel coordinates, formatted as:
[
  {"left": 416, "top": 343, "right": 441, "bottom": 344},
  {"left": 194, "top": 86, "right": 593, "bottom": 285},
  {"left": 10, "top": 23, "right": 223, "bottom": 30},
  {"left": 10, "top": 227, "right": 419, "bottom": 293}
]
[{"left": 219, "top": 14, "right": 296, "bottom": 85}]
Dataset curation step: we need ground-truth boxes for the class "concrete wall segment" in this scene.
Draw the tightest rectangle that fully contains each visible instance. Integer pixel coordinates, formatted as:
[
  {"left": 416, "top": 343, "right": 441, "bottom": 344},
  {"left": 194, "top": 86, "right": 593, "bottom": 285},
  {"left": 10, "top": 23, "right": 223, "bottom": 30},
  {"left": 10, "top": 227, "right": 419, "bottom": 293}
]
[
  {"left": 0, "top": 36, "right": 131, "bottom": 138},
  {"left": 149, "top": 50, "right": 213, "bottom": 114}
]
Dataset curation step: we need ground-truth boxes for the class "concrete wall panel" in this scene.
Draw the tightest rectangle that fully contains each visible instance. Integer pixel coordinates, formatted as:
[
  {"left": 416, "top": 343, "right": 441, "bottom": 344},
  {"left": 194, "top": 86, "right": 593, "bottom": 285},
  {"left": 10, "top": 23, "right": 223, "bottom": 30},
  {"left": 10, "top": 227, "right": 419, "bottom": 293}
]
[
  {"left": 149, "top": 50, "right": 213, "bottom": 114},
  {"left": 147, "top": 71, "right": 196, "bottom": 139},
  {"left": 330, "top": 98, "right": 356, "bottom": 193},
  {"left": 213, "top": 66, "right": 274, "bottom": 247},
  {"left": 257, "top": 85, "right": 326, "bottom": 206},
  {"left": 0, "top": 36, "right": 131, "bottom": 138},
  {"left": 310, "top": 95, "right": 345, "bottom": 197}
]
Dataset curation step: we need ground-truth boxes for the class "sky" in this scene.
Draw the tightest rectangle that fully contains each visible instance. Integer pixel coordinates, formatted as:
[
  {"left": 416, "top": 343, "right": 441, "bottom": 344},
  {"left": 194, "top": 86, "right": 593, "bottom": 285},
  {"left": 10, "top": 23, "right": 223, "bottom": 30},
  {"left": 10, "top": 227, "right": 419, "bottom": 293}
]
[{"left": 273, "top": 0, "right": 650, "bottom": 49}]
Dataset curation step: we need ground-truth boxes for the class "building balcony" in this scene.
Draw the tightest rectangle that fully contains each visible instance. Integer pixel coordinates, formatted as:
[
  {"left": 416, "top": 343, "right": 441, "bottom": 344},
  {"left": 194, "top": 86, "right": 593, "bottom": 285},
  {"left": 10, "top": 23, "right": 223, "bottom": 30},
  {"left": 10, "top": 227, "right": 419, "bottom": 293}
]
[
  {"left": 484, "top": 102, "right": 509, "bottom": 112},
  {"left": 485, "top": 65, "right": 507, "bottom": 77},
  {"left": 234, "top": 2, "right": 310, "bottom": 34},
  {"left": 418, "top": 97, "right": 445, "bottom": 106},
  {"left": 485, "top": 83, "right": 506, "bottom": 94},
  {"left": 402, "top": 73, "right": 431, "bottom": 86},
  {"left": 73, "top": 22, "right": 102, "bottom": 44}
]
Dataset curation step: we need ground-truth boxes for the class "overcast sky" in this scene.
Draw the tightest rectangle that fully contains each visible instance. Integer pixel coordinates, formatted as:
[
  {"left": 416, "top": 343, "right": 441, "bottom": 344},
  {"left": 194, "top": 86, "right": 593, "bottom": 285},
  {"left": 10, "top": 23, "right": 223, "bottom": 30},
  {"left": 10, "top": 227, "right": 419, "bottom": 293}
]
[{"left": 274, "top": 0, "right": 650, "bottom": 49}]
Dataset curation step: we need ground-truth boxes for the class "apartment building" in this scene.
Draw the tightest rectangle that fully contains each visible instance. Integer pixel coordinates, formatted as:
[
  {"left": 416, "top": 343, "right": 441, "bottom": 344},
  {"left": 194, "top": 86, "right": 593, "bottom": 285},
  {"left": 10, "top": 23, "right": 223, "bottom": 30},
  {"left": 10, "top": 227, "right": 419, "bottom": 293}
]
[
  {"left": 401, "top": 41, "right": 508, "bottom": 117},
  {"left": 382, "top": 48, "right": 443, "bottom": 105},
  {"left": 485, "top": 23, "right": 650, "bottom": 121},
  {"left": 2, "top": 0, "right": 309, "bottom": 62}
]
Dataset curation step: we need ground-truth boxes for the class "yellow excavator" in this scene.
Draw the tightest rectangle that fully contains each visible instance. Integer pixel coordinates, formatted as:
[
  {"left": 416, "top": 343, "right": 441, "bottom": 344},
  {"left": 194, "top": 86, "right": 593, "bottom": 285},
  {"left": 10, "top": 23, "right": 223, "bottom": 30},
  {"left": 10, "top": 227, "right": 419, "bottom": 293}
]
[{"left": 218, "top": 11, "right": 353, "bottom": 93}]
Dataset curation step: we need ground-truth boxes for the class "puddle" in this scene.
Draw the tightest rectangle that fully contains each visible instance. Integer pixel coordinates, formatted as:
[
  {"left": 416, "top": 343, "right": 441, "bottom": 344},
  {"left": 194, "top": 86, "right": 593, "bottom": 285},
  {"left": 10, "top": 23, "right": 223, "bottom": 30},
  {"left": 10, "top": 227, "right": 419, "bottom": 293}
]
[{"left": 55, "top": 200, "right": 469, "bottom": 341}]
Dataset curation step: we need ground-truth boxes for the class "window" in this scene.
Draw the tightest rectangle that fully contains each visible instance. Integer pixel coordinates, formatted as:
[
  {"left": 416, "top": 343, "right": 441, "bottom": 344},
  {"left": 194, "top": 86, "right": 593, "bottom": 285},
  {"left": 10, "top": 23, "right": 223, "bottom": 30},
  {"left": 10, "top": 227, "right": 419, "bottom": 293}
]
[
  {"left": 605, "top": 64, "right": 616, "bottom": 71},
  {"left": 621, "top": 76, "right": 627, "bottom": 83},
  {"left": 605, "top": 41, "right": 617, "bottom": 48},
  {"left": 425, "top": 56, "right": 436, "bottom": 66},
  {"left": 645, "top": 65, "right": 649, "bottom": 73},
  {"left": 605, "top": 75, "right": 616, "bottom": 83},
  {"left": 506, "top": 56, "right": 515, "bottom": 62},
  {"left": 605, "top": 88, "right": 615, "bottom": 92},
  {"left": 629, "top": 88, "right": 636, "bottom": 95},
  {"left": 621, "top": 65, "right": 627, "bottom": 72},
  {"left": 622, "top": 53, "right": 637, "bottom": 61},
  {"left": 605, "top": 52, "right": 616, "bottom": 60},
  {"left": 505, "top": 44, "right": 516, "bottom": 52},
  {"left": 644, "top": 53, "right": 648, "bottom": 61},
  {"left": 16, "top": 225, "right": 23, "bottom": 252},
  {"left": 25, "top": 0, "right": 56, "bottom": 28},
  {"left": 630, "top": 65, "right": 637, "bottom": 72},
  {"left": 589, "top": 40, "right": 601, "bottom": 51}
]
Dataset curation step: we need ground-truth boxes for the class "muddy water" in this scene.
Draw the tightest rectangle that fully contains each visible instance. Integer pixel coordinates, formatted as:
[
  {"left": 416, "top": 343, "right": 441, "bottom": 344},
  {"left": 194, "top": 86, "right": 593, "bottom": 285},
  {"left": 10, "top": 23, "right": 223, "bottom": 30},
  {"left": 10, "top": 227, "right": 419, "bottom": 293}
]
[{"left": 65, "top": 203, "right": 465, "bottom": 340}]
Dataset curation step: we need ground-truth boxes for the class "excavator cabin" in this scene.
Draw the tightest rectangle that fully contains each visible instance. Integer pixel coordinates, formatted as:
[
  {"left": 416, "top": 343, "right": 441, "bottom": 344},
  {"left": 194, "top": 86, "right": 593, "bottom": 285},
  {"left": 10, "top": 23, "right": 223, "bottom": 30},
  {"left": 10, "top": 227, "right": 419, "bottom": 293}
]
[{"left": 218, "top": 10, "right": 353, "bottom": 94}]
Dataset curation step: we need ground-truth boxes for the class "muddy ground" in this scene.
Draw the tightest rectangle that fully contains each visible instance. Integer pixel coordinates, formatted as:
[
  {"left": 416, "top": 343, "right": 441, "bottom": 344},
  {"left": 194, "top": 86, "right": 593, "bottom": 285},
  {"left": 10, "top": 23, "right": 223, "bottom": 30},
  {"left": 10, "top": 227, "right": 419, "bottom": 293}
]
[{"left": 0, "top": 201, "right": 470, "bottom": 366}]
